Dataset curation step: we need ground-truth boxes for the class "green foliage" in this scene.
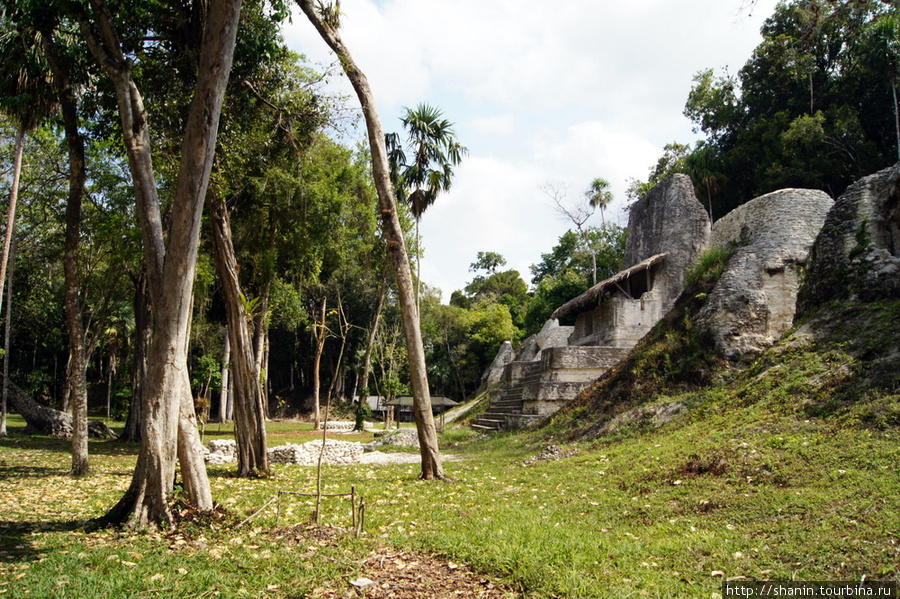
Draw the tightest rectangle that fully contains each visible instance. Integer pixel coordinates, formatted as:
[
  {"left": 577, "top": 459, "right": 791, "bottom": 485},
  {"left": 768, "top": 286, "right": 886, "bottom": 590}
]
[
  {"left": 670, "top": 1, "right": 900, "bottom": 218},
  {"left": 684, "top": 245, "right": 736, "bottom": 287},
  {"left": 469, "top": 250, "right": 506, "bottom": 275},
  {"left": 421, "top": 297, "right": 516, "bottom": 401}
]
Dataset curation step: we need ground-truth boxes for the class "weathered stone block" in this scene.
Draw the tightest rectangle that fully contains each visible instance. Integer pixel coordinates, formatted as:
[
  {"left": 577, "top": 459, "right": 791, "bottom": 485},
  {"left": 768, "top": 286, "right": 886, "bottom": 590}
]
[
  {"left": 798, "top": 163, "right": 900, "bottom": 311},
  {"left": 698, "top": 187, "right": 833, "bottom": 361}
]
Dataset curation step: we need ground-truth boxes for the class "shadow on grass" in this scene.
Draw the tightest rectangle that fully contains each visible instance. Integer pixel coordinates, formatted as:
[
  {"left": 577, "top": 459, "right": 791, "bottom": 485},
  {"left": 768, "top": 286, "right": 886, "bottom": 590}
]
[
  {"left": 0, "top": 434, "right": 139, "bottom": 457},
  {"left": 0, "top": 465, "right": 70, "bottom": 478},
  {"left": 0, "top": 519, "right": 85, "bottom": 564}
]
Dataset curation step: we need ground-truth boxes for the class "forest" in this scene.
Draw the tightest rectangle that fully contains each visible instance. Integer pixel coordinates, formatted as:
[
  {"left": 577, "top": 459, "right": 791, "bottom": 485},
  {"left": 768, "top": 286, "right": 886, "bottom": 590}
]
[{"left": 0, "top": 0, "right": 633, "bottom": 432}]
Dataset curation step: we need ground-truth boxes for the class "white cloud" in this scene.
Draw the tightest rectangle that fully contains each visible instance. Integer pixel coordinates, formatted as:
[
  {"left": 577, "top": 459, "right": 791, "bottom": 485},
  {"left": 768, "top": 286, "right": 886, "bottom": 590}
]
[{"left": 281, "top": 0, "right": 782, "bottom": 301}]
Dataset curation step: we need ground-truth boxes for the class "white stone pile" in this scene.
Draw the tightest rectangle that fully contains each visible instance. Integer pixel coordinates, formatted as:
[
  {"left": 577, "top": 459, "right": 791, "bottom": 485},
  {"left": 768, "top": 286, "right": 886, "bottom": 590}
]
[
  {"left": 363, "top": 428, "right": 420, "bottom": 450},
  {"left": 205, "top": 439, "right": 238, "bottom": 465},
  {"left": 268, "top": 440, "right": 363, "bottom": 465},
  {"left": 204, "top": 439, "right": 363, "bottom": 466}
]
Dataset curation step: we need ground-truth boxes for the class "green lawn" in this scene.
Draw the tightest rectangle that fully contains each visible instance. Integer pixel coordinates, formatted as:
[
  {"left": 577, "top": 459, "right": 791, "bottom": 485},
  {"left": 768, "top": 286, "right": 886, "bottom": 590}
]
[{"left": 1, "top": 407, "right": 898, "bottom": 598}]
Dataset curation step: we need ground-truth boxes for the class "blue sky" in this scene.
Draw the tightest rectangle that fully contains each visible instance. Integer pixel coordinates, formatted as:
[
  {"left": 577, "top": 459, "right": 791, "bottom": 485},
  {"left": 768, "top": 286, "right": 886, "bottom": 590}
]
[{"left": 282, "top": 0, "right": 781, "bottom": 300}]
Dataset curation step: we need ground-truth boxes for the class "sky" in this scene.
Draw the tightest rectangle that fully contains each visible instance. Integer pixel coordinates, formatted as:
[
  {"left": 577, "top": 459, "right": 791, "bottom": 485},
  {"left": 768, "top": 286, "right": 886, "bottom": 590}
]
[{"left": 281, "top": 0, "right": 781, "bottom": 302}]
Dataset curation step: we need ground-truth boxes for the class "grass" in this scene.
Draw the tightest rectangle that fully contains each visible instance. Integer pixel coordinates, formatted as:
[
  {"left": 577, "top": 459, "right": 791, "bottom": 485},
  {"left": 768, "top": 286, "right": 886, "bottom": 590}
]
[
  {"left": 2, "top": 400, "right": 899, "bottom": 598},
  {"left": 1, "top": 300, "right": 899, "bottom": 597}
]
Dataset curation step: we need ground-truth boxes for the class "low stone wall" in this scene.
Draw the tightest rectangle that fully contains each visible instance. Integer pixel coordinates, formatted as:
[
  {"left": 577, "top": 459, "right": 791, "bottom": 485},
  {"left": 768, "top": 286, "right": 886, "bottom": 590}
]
[{"left": 205, "top": 439, "right": 363, "bottom": 466}]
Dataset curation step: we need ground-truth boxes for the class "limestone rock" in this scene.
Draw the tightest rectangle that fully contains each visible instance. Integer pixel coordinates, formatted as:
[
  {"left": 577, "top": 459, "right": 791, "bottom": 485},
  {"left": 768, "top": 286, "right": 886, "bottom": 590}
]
[
  {"left": 698, "top": 188, "right": 833, "bottom": 361},
  {"left": 204, "top": 438, "right": 363, "bottom": 466},
  {"left": 798, "top": 163, "right": 900, "bottom": 312},
  {"left": 482, "top": 340, "right": 515, "bottom": 387},
  {"left": 534, "top": 319, "right": 573, "bottom": 351},
  {"left": 365, "top": 428, "right": 420, "bottom": 450},
  {"left": 624, "top": 173, "right": 711, "bottom": 304}
]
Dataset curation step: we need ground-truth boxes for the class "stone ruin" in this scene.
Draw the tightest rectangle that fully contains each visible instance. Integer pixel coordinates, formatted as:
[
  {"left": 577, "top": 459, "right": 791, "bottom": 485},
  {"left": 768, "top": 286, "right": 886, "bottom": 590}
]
[
  {"left": 696, "top": 188, "right": 833, "bottom": 361},
  {"left": 205, "top": 438, "right": 363, "bottom": 466},
  {"left": 475, "top": 170, "right": 848, "bottom": 431},
  {"left": 204, "top": 428, "right": 421, "bottom": 466},
  {"left": 798, "top": 163, "right": 900, "bottom": 311},
  {"left": 474, "top": 174, "right": 711, "bottom": 431}
]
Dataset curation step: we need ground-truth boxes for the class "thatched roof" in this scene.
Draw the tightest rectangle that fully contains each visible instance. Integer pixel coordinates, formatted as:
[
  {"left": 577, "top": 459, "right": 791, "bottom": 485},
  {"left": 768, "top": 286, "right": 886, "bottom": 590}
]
[
  {"left": 385, "top": 396, "right": 459, "bottom": 408},
  {"left": 550, "top": 253, "right": 668, "bottom": 320}
]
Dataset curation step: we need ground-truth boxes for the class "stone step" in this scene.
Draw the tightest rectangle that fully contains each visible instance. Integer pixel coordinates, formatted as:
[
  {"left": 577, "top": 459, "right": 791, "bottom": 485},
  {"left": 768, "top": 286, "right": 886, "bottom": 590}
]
[
  {"left": 471, "top": 422, "right": 500, "bottom": 431},
  {"left": 489, "top": 399, "right": 523, "bottom": 409}
]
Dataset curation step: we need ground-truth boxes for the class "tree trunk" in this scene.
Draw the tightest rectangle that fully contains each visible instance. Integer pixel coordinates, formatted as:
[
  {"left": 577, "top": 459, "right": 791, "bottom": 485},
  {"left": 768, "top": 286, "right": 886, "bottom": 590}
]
[
  {"left": 218, "top": 331, "right": 231, "bottom": 422},
  {"left": 0, "top": 126, "right": 24, "bottom": 322},
  {"left": 210, "top": 197, "right": 268, "bottom": 476},
  {"left": 3, "top": 376, "right": 116, "bottom": 438},
  {"left": 0, "top": 236, "right": 15, "bottom": 438},
  {"left": 311, "top": 296, "right": 326, "bottom": 429},
  {"left": 121, "top": 270, "right": 151, "bottom": 443},
  {"left": 297, "top": 1, "right": 444, "bottom": 479},
  {"left": 82, "top": 0, "right": 240, "bottom": 527},
  {"left": 43, "top": 30, "right": 91, "bottom": 476}
]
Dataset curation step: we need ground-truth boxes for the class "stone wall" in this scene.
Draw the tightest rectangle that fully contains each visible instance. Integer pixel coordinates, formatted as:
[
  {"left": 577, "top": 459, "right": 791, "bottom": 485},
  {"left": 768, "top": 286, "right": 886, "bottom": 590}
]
[
  {"left": 798, "top": 163, "right": 900, "bottom": 312},
  {"left": 205, "top": 439, "right": 363, "bottom": 466},
  {"left": 698, "top": 188, "right": 833, "bottom": 361}
]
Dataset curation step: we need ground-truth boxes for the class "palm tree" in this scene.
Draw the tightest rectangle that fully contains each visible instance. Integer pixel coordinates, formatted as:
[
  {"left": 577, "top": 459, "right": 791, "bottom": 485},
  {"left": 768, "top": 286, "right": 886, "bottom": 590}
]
[
  {"left": 0, "top": 17, "right": 56, "bottom": 320},
  {"left": 685, "top": 143, "right": 723, "bottom": 222},
  {"left": 585, "top": 177, "right": 613, "bottom": 225},
  {"left": 585, "top": 177, "right": 613, "bottom": 285},
  {"left": 861, "top": 14, "right": 900, "bottom": 161},
  {"left": 391, "top": 103, "right": 466, "bottom": 306},
  {"left": 0, "top": 15, "right": 56, "bottom": 439}
]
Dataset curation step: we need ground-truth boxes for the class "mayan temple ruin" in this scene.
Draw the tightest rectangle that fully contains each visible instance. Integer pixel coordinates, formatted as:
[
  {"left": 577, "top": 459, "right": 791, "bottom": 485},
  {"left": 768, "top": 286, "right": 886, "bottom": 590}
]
[{"left": 474, "top": 174, "right": 835, "bottom": 431}]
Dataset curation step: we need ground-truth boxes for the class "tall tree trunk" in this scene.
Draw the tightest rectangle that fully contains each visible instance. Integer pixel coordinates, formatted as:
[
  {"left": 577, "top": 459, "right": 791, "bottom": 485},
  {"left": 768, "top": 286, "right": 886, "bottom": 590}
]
[
  {"left": 83, "top": 0, "right": 240, "bottom": 527},
  {"left": 252, "top": 281, "right": 271, "bottom": 418},
  {"left": 0, "top": 236, "right": 15, "bottom": 437},
  {"left": 297, "top": 0, "right": 444, "bottom": 479},
  {"left": 0, "top": 126, "right": 24, "bottom": 322},
  {"left": 210, "top": 197, "right": 268, "bottom": 476},
  {"left": 121, "top": 270, "right": 151, "bottom": 443},
  {"left": 311, "top": 296, "right": 326, "bottom": 429},
  {"left": 218, "top": 331, "right": 230, "bottom": 423},
  {"left": 43, "top": 29, "right": 91, "bottom": 476}
]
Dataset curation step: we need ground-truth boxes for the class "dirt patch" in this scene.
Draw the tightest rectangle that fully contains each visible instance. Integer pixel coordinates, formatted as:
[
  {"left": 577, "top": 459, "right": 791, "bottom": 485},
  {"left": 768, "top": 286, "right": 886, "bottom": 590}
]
[{"left": 307, "top": 546, "right": 517, "bottom": 598}]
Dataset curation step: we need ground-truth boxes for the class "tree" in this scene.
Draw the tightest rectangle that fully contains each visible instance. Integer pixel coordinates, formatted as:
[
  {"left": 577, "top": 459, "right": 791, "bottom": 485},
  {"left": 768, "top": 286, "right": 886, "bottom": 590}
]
[
  {"left": 82, "top": 0, "right": 242, "bottom": 528},
  {"left": 585, "top": 177, "right": 612, "bottom": 225},
  {"left": 387, "top": 103, "right": 466, "bottom": 306},
  {"left": 680, "top": 1, "right": 896, "bottom": 217},
  {"left": 543, "top": 180, "right": 615, "bottom": 285},
  {"left": 297, "top": 0, "right": 446, "bottom": 479},
  {"left": 41, "top": 22, "right": 92, "bottom": 476},
  {"left": 0, "top": 9, "right": 56, "bottom": 324},
  {"left": 210, "top": 195, "right": 268, "bottom": 476},
  {"left": 469, "top": 251, "right": 506, "bottom": 275},
  {"left": 861, "top": 13, "right": 900, "bottom": 160}
]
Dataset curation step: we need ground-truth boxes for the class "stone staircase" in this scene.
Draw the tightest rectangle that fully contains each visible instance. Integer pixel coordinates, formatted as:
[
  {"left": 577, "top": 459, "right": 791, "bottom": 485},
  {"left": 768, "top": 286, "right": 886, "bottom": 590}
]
[
  {"left": 472, "top": 362, "right": 543, "bottom": 431},
  {"left": 472, "top": 346, "right": 632, "bottom": 432}
]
